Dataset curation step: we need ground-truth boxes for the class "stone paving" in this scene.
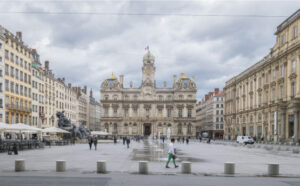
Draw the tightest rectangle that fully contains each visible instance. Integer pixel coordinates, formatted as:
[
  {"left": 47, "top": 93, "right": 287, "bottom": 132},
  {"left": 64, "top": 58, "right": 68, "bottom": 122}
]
[{"left": 1, "top": 139, "right": 300, "bottom": 176}]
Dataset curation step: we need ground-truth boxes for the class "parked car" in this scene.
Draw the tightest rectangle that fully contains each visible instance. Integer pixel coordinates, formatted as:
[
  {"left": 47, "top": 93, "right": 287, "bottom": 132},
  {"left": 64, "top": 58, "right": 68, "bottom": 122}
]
[{"left": 236, "top": 136, "right": 254, "bottom": 145}]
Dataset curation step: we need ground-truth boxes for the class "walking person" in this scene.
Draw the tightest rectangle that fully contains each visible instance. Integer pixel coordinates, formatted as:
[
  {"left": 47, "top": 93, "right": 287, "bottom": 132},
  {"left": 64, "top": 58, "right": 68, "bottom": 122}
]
[
  {"left": 126, "top": 137, "right": 130, "bottom": 148},
  {"left": 186, "top": 137, "right": 189, "bottom": 145},
  {"left": 88, "top": 136, "right": 93, "bottom": 150},
  {"left": 162, "top": 136, "right": 165, "bottom": 143},
  {"left": 123, "top": 137, "right": 126, "bottom": 145},
  {"left": 93, "top": 136, "right": 98, "bottom": 150},
  {"left": 166, "top": 138, "right": 178, "bottom": 168}
]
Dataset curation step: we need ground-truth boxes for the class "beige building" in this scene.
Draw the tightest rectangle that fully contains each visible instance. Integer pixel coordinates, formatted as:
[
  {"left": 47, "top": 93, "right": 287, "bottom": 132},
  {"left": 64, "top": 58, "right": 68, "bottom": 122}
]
[
  {"left": 64, "top": 83, "right": 78, "bottom": 125},
  {"left": 196, "top": 88, "right": 224, "bottom": 139},
  {"left": 0, "top": 26, "right": 33, "bottom": 125},
  {"left": 31, "top": 49, "right": 45, "bottom": 128},
  {"left": 100, "top": 51, "right": 197, "bottom": 137},
  {"left": 74, "top": 86, "right": 89, "bottom": 127},
  {"left": 89, "top": 89, "right": 101, "bottom": 131},
  {"left": 224, "top": 9, "right": 300, "bottom": 143}
]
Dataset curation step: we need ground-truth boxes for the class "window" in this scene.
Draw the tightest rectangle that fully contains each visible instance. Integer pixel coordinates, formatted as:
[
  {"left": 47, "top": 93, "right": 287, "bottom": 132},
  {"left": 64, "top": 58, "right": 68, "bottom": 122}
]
[
  {"left": 217, "top": 104, "right": 219, "bottom": 108},
  {"left": 159, "top": 95, "right": 163, "bottom": 101},
  {"left": 280, "top": 66, "right": 284, "bottom": 77},
  {"left": 113, "top": 95, "right": 118, "bottom": 100},
  {"left": 168, "top": 95, "right": 172, "bottom": 100},
  {"left": 15, "top": 83, "right": 19, "bottom": 94},
  {"left": 0, "top": 99, "right": 2, "bottom": 108},
  {"left": 20, "top": 71, "right": 23, "bottom": 81},
  {"left": 5, "top": 50, "right": 8, "bottom": 59},
  {"left": 265, "top": 91, "right": 269, "bottom": 103},
  {"left": 292, "top": 60, "right": 296, "bottom": 73},
  {"left": 188, "top": 108, "right": 192, "bottom": 118},
  {"left": 291, "top": 82, "right": 296, "bottom": 97},
  {"left": 265, "top": 73, "right": 269, "bottom": 83},
  {"left": 113, "top": 108, "right": 117, "bottom": 117},
  {"left": 272, "top": 70, "right": 276, "bottom": 81},
  {"left": 15, "top": 69, "right": 18, "bottom": 79},
  {"left": 15, "top": 56, "right": 18, "bottom": 65},
  {"left": 216, "top": 117, "right": 219, "bottom": 122},
  {"left": 134, "top": 95, "right": 137, "bottom": 100},
  {"left": 167, "top": 108, "right": 172, "bottom": 117},
  {"left": 179, "top": 95, "right": 183, "bottom": 100},
  {"left": 187, "top": 123, "right": 192, "bottom": 134},
  {"left": 10, "top": 66, "right": 14, "bottom": 77},
  {"left": 271, "top": 88, "right": 275, "bottom": 101},
  {"left": 250, "top": 81, "right": 253, "bottom": 91},
  {"left": 216, "top": 110, "right": 219, "bottom": 115},
  {"left": 10, "top": 82, "right": 14, "bottom": 93},
  {"left": 259, "top": 93, "right": 262, "bottom": 105},
  {"left": 293, "top": 25, "right": 298, "bottom": 38},
  {"left": 125, "top": 95, "right": 129, "bottom": 100},
  {"left": 0, "top": 56, "right": 2, "bottom": 63},
  {"left": 5, "top": 80, "right": 9, "bottom": 91},
  {"left": 216, "top": 124, "right": 219, "bottom": 129},
  {"left": 178, "top": 123, "right": 182, "bottom": 134},
  {"left": 5, "top": 64, "right": 9, "bottom": 75},
  {"left": 259, "top": 77, "right": 262, "bottom": 88},
  {"left": 280, "top": 85, "right": 284, "bottom": 99},
  {"left": 178, "top": 108, "right": 182, "bottom": 118},
  {"left": 10, "top": 53, "right": 14, "bottom": 62}
]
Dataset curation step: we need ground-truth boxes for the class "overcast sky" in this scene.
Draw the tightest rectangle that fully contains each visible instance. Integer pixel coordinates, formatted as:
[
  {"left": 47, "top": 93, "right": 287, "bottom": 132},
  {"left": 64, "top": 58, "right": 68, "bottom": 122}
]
[{"left": 0, "top": 0, "right": 299, "bottom": 101}]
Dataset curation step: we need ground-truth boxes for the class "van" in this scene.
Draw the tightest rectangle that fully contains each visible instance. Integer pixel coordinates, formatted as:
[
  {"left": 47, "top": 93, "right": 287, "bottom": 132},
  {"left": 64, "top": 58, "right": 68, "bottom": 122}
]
[{"left": 236, "top": 136, "right": 254, "bottom": 145}]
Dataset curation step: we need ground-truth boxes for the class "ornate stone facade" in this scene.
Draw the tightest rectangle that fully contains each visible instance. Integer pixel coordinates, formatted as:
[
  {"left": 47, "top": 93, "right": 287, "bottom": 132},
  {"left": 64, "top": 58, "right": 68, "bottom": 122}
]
[
  {"left": 100, "top": 51, "right": 197, "bottom": 137},
  {"left": 224, "top": 9, "right": 300, "bottom": 143}
]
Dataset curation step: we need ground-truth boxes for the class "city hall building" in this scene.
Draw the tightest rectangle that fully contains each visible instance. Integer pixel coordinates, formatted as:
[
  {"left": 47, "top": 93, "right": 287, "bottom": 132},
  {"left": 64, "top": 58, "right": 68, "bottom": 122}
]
[{"left": 100, "top": 51, "right": 197, "bottom": 137}]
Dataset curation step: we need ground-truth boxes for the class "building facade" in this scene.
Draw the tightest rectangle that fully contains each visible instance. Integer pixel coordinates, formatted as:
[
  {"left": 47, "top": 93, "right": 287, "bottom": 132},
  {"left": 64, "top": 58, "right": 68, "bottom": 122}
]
[
  {"left": 196, "top": 88, "right": 224, "bottom": 139},
  {"left": 0, "top": 27, "right": 32, "bottom": 125},
  {"left": 224, "top": 9, "right": 300, "bottom": 143},
  {"left": 89, "top": 89, "right": 101, "bottom": 131},
  {"left": 100, "top": 51, "right": 197, "bottom": 137}
]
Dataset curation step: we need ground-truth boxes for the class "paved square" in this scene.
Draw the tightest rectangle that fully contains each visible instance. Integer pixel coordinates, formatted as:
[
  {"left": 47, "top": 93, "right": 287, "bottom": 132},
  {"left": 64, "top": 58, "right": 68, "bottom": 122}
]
[{"left": 0, "top": 139, "right": 300, "bottom": 176}]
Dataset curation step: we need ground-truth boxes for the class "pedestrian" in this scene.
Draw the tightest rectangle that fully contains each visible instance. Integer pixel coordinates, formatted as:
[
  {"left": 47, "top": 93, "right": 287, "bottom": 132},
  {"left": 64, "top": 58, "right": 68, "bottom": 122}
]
[
  {"left": 114, "top": 136, "right": 117, "bottom": 144},
  {"left": 166, "top": 138, "right": 178, "bottom": 168},
  {"left": 12, "top": 143, "right": 18, "bottom": 155},
  {"left": 123, "top": 137, "right": 126, "bottom": 145},
  {"left": 93, "top": 136, "right": 98, "bottom": 150},
  {"left": 183, "top": 137, "right": 185, "bottom": 143},
  {"left": 126, "top": 137, "right": 130, "bottom": 148},
  {"left": 162, "top": 136, "right": 165, "bottom": 143},
  {"left": 88, "top": 136, "right": 93, "bottom": 150},
  {"left": 186, "top": 137, "right": 189, "bottom": 145}
]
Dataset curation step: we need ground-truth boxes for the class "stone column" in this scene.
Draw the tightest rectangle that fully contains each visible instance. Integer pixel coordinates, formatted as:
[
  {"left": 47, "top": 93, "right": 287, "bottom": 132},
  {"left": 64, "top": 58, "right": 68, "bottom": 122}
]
[
  {"left": 280, "top": 113, "right": 285, "bottom": 140},
  {"left": 294, "top": 111, "right": 298, "bottom": 142}
]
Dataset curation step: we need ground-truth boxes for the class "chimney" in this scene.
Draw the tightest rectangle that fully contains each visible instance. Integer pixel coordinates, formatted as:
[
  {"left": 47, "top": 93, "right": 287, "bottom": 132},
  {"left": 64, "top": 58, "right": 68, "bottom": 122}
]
[
  {"left": 163, "top": 81, "right": 167, "bottom": 88},
  {"left": 32, "top": 49, "right": 37, "bottom": 53},
  {"left": 84, "top": 85, "right": 87, "bottom": 94},
  {"left": 214, "top": 88, "right": 219, "bottom": 95},
  {"left": 205, "top": 94, "right": 209, "bottom": 101},
  {"left": 119, "top": 75, "right": 124, "bottom": 87},
  {"left": 16, "top": 32, "right": 22, "bottom": 41},
  {"left": 90, "top": 89, "right": 93, "bottom": 97},
  {"left": 45, "top": 61, "right": 49, "bottom": 70}
]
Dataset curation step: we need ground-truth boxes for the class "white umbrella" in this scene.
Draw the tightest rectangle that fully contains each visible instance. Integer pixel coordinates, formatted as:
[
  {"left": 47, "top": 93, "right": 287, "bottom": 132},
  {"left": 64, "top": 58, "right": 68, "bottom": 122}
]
[
  {"left": 9, "top": 123, "right": 42, "bottom": 132},
  {"left": 91, "top": 131, "right": 111, "bottom": 136},
  {"left": 42, "top": 127, "right": 70, "bottom": 134}
]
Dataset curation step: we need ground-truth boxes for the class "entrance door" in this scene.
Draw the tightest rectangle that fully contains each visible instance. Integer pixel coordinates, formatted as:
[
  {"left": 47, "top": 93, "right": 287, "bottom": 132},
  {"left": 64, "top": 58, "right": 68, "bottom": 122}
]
[{"left": 144, "top": 124, "right": 151, "bottom": 136}]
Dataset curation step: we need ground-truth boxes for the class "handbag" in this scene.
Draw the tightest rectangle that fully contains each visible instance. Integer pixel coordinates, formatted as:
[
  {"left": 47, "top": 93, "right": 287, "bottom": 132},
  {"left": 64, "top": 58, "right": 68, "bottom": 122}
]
[{"left": 172, "top": 154, "right": 176, "bottom": 159}]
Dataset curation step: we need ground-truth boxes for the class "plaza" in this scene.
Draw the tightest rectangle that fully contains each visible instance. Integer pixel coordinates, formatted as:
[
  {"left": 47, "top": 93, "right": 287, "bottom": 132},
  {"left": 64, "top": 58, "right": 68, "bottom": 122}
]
[{"left": 1, "top": 139, "right": 300, "bottom": 177}]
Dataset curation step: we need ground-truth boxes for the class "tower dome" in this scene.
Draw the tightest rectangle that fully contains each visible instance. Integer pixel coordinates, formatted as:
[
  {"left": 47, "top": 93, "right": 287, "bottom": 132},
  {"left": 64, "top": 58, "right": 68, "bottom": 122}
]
[{"left": 143, "top": 50, "right": 155, "bottom": 62}]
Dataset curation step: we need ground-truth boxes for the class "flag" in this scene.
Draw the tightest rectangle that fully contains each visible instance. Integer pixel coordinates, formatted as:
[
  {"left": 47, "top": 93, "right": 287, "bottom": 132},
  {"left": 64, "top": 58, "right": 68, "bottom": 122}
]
[{"left": 145, "top": 45, "right": 149, "bottom": 51}]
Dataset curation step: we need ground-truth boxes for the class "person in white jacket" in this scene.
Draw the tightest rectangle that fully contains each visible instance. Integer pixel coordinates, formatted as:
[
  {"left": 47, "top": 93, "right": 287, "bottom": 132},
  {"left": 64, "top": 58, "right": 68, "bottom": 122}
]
[{"left": 166, "top": 138, "right": 178, "bottom": 168}]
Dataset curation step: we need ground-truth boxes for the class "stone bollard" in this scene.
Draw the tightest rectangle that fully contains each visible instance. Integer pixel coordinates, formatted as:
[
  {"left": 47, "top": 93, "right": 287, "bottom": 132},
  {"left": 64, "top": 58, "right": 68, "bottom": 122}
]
[
  {"left": 268, "top": 164, "right": 279, "bottom": 176},
  {"left": 15, "top": 159, "right": 25, "bottom": 172},
  {"left": 292, "top": 149, "right": 300, "bottom": 154},
  {"left": 139, "top": 161, "right": 148, "bottom": 174},
  {"left": 56, "top": 160, "right": 66, "bottom": 172},
  {"left": 181, "top": 161, "right": 191, "bottom": 174},
  {"left": 224, "top": 162, "right": 235, "bottom": 175},
  {"left": 97, "top": 160, "right": 107, "bottom": 173}
]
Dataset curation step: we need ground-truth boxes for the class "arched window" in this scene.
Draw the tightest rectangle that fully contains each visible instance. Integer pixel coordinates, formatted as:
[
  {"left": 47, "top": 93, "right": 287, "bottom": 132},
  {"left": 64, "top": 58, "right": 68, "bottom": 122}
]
[
  {"left": 104, "top": 95, "right": 109, "bottom": 100},
  {"left": 178, "top": 123, "right": 182, "bottom": 134},
  {"left": 113, "top": 123, "right": 117, "bottom": 133},
  {"left": 113, "top": 95, "right": 118, "bottom": 100}
]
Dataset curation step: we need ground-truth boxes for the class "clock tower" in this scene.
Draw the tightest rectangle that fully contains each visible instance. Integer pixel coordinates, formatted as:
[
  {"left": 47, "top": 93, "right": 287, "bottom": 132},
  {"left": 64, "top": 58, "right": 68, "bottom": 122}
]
[{"left": 142, "top": 50, "right": 155, "bottom": 87}]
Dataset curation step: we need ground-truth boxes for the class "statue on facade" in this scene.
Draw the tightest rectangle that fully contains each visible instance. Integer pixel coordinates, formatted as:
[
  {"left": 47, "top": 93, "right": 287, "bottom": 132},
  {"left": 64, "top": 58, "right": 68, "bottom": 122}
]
[{"left": 56, "top": 111, "right": 91, "bottom": 139}]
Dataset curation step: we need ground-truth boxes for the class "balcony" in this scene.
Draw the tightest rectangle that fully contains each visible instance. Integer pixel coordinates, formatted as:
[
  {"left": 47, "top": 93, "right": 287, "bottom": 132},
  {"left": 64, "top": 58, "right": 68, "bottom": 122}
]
[{"left": 5, "top": 104, "right": 32, "bottom": 112}]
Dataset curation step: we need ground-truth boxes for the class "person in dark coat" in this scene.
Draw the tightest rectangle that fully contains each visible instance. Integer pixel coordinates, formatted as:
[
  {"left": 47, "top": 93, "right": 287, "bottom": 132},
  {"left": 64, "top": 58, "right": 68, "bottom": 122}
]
[
  {"left": 186, "top": 137, "right": 189, "bottom": 145},
  {"left": 93, "top": 136, "right": 98, "bottom": 150},
  {"left": 123, "top": 137, "right": 126, "bottom": 145},
  {"left": 88, "top": 136, "right": 93, "bottom": 150},
  {"left": 13, "top": 143, "right": 18, "bottom": 155},
  {"left": 126, "top": 137, "right": 130, "bottom": 148}
]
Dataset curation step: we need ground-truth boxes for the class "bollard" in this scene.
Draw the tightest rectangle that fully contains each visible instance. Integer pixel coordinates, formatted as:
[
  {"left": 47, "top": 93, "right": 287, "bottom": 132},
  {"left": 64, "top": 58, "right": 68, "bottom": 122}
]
[
  {"left": 139, "top": 161, "right": 148, "bottom": 174},
  {"left": 268, "top": 164, "right": 279, "bottom": 176},
  {"left": 97, "top": 160, "right": 107, "bottom": 173},
  {"left": 224, "top": 162, "right": 235, "bottom": 174},
  {"left": 181, "top": 161, "right": 191, "bottom": 174},
  {"left": 56, "top": 160, "right": 66, "bottom": 172},
  {"left": 292, "top": 149, "right": 300, "bottom": 154},
  {"left": 15, "top": 159, "right": 25, "bottom": 172}
]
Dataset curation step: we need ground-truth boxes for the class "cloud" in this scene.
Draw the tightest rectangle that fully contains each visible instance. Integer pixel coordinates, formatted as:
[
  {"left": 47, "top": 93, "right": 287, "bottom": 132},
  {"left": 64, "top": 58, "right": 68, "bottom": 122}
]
[{"left": 0, "top": 0, "right": 298, "bottom": 101}]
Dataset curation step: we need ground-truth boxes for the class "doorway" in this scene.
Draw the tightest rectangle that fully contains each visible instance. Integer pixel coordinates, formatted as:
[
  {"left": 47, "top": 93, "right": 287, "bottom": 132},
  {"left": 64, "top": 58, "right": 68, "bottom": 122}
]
[{"left": 144, "top": 123, "right": 151, "bottom": 136}]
